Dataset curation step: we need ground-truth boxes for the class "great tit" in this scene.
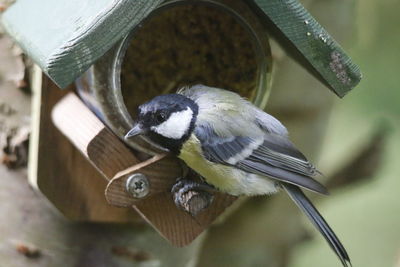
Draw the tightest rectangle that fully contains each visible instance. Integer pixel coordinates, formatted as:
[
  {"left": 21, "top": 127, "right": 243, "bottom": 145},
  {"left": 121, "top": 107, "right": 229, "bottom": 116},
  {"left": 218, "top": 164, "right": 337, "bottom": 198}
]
[{"left": 125, "top": 85, "right": 350, "bottom": 267}]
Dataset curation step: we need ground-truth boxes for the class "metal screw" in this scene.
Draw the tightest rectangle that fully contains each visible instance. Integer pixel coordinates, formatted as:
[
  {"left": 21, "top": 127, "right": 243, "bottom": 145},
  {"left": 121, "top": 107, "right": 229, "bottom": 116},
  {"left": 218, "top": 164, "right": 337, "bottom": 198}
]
[{"left": 125, "top": 173, "right": 150, "bottom": 198}]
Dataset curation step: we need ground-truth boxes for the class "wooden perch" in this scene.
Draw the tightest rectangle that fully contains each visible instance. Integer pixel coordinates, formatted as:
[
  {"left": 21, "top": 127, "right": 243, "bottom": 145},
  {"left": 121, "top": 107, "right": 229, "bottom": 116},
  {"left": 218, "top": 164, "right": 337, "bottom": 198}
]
[{"left": 51, "top": 92, "right": 236, "bottom": 246}]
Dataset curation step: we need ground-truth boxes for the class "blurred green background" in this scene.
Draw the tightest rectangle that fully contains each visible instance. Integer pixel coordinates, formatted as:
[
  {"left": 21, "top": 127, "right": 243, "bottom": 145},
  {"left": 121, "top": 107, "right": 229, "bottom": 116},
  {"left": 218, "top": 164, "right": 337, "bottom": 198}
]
[
  {"left": 291, "top": 0, "right": 400, "bottom": 266},
  {"left": 0, "top": 0, "right": 398, "bottom": 266}
]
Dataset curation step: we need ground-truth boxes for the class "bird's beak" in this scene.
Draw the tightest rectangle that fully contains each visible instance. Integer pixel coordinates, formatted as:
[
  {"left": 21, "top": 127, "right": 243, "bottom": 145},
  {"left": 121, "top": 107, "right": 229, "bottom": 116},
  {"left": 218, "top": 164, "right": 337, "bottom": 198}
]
[{"left": 125, "top": 124, "right": 146, "bottom": 139}]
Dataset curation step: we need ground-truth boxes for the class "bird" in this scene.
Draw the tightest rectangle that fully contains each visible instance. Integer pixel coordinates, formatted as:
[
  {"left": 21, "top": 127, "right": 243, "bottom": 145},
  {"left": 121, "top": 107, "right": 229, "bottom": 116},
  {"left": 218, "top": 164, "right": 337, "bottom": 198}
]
[{"left": 125, "top": 84, "right": 351, "bottom": 267}]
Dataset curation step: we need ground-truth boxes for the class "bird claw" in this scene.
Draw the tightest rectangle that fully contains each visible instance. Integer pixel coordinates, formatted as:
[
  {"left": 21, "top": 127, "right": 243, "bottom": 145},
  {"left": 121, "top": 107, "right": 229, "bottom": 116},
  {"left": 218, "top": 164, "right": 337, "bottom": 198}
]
[{"left": 171, "top": 178, "right": 215, "bottom": 217}]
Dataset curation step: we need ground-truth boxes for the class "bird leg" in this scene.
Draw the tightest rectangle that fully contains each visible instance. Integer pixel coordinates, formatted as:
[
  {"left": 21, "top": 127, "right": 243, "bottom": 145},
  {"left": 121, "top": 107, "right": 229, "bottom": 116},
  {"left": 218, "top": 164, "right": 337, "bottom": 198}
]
[{"left": 171, "top": 178, "right": 216, "bottom": 217}]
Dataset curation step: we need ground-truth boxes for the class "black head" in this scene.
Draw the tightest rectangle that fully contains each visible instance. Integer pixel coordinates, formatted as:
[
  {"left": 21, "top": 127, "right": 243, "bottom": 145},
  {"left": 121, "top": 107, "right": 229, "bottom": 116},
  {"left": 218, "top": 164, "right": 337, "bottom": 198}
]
[{"left": 125, "top": 94, "right": 199, "bottom": 154}]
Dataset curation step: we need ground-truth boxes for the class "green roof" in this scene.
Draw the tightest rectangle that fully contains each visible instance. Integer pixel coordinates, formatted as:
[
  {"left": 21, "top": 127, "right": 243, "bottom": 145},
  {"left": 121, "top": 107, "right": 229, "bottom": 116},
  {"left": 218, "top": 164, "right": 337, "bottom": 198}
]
[{"left": 1, "top": 0, "right": 361, "bottom": 96}]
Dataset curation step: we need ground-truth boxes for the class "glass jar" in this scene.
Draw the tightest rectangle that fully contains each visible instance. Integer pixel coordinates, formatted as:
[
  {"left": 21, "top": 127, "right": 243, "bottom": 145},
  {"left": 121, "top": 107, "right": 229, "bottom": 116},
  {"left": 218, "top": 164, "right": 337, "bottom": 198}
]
[{"left": 76, "top": 0, "right": 272, "bottom": 155}]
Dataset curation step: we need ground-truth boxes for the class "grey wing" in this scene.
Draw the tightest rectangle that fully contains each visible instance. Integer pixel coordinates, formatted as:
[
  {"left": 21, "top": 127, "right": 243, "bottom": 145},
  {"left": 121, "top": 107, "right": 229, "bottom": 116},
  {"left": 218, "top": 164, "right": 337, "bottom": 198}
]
[
  {"left": 248, "top": 133, "right": 319, "bottom": 177},
  {"left": 195, "top": 124, "right": 328, "bottom": 195}
]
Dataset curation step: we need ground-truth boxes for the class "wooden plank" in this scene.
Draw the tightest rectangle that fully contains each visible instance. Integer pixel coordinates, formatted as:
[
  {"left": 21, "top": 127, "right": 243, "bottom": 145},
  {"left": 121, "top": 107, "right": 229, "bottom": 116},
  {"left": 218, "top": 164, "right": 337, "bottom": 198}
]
[
  {"left": 51, "top": 93, "right": 142, "bottom": 179},
  {"left": 105, "top": 154, "right": 182, "bottom": 207},
  {"left": 1, "top": 0, "right": 163, "bottom": 88},
  {"left": 105, "top": 154, "right": 237, "bottom": 247},
  {"left": 134, "top": 192, "right": 236, "bottom": 247},
  {"left": 251, "top": 0, "right": 362, "bottom": 97},
  {"left": 29, "top": 71, "right": 142, "bottom": 222}
]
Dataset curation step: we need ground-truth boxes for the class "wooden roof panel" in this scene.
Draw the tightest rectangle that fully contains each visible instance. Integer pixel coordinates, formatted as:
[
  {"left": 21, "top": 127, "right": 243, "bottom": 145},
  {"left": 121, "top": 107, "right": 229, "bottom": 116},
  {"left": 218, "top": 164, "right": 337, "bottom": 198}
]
[
  {"left": 2, "top": 0, "right": 361, "bottom": 95},
  {"left": 2, "top": 0, "right": 163, "bottom": 88}
]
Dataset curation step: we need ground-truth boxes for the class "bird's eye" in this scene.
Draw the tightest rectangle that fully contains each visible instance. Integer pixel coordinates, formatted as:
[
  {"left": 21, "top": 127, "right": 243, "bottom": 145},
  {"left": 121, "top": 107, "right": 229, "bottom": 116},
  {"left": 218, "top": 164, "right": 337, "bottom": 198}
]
[{"left": 156, "top": 112, "right": 167, "bottom": 123}]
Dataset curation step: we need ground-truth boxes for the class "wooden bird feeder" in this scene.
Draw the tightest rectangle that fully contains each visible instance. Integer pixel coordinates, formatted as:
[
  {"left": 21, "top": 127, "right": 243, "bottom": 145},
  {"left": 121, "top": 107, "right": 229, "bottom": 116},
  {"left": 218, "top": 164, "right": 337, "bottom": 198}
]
[{"left": 2, "top": 0, "right": 361, "bottom": 246}]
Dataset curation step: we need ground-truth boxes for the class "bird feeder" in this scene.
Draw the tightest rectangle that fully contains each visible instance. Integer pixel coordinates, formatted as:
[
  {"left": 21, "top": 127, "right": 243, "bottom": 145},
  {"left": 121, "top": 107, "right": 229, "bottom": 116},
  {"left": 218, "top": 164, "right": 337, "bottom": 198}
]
[{"left": 1, "top": 0, "right": 361, "bottom": 246}]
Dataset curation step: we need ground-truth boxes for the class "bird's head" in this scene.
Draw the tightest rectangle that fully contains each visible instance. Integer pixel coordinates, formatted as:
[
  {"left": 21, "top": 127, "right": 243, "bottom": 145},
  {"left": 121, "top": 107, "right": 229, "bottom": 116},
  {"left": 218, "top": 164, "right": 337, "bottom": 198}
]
[{"left": 125, "top": 94, "right": 199, "bottom": 154}]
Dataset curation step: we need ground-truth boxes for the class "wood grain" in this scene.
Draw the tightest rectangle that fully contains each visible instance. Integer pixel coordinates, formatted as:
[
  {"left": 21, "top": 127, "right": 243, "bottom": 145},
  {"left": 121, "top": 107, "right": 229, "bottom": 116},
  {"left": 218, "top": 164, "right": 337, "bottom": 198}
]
[
  {"left": 52, "top": 93, "right": 142, "bottom": 179},
  {"left": 135, "top": 192, "right": 237, "bottom": 247},
  {"left": 105, "top": 154, "right": 182, "bottom": 207}
]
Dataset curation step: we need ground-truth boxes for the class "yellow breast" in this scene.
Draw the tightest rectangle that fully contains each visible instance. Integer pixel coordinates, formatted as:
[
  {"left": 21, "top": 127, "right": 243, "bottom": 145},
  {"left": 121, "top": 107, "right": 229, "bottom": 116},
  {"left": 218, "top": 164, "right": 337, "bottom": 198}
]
[
  {"left": 178, "top": 134, "right": 278, "bottom": 196},
  {"left": 179, "top": 135, "right": 237, "bottom": 191}
]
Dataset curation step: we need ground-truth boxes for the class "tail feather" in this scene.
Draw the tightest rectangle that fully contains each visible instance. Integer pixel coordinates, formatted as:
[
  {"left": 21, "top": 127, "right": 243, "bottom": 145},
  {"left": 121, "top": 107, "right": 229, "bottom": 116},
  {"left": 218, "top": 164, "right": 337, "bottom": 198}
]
[{"left": 283, "top": 184, "right": 351, "bottom": 267}]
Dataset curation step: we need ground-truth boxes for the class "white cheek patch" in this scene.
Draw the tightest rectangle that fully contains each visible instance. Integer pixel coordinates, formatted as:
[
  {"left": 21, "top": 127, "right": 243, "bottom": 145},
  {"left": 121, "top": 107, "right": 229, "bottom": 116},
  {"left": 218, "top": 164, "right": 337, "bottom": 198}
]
[{"left": 151, "top": 108, "right": 193, "bottom": 139}]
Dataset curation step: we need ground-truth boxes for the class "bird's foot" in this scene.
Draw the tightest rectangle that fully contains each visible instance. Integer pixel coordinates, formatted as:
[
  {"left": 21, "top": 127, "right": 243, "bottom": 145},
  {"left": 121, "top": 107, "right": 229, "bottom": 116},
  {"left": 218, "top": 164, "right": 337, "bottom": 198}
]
[{"left": 171, "top": 178, "right": 215, "bottom": 217}]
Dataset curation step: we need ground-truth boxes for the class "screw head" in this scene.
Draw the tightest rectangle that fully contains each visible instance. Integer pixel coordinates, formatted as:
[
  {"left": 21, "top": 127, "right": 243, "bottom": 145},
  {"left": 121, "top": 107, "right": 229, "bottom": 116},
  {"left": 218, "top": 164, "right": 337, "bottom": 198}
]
[{"left": 125, "top": 173, "right": 150, "bottom": 199}]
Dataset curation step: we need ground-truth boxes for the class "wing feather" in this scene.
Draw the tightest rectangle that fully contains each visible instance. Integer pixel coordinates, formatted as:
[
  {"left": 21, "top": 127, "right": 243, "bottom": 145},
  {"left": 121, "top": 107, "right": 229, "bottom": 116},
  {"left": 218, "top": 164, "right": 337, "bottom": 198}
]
[
  {"left": 237, "top": 157, "right": 327, "bottom": 194},
  {"left": 195, "top": 125, "right": 327, "bottom": 194}
]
